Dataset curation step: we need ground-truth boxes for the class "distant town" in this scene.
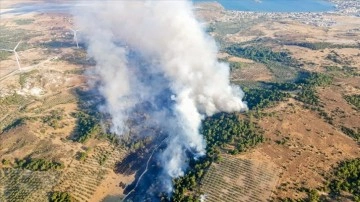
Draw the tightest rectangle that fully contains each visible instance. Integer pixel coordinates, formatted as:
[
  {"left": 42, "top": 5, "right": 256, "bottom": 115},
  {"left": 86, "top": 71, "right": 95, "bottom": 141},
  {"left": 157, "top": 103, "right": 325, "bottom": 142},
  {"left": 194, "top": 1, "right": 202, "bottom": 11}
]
[{"left": 215, "top": 0, "right": 360, "bottom": 27}]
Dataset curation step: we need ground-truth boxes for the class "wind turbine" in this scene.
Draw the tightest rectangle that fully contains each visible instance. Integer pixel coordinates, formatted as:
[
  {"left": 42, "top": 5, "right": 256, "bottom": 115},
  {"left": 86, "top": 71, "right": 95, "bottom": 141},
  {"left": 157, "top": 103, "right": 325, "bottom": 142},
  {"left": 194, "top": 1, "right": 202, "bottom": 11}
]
[
  {"left": 70, "top": 28, "right": 79, "bottom": 48},
  {"left": 0, "top": 40, "right": 22, "bottom": 70}
]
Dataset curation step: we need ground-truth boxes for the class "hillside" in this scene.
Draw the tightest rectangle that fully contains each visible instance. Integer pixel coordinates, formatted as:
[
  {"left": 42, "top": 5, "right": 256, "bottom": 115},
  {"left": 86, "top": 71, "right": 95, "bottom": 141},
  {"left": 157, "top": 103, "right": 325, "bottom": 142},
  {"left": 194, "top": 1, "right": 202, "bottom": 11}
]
[{"left": 0, "top": 1, "right": 359, "bottom": 202}]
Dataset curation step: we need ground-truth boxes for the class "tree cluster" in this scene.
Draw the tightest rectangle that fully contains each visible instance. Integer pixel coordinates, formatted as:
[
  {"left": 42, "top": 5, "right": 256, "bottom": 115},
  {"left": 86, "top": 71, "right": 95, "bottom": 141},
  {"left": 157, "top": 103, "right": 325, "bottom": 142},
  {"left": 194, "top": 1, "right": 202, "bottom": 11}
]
[
  {"left": 172, "top": 157, "right": 212, "bottom": 202},
  {"left": 42, "top": 109, "right": 65, "bottom": 129},
  {"left": 171, "top": 113, "right": 264, "bottom": 201},
  {"left": 202, "top": 113, "right": 264, "bottom": 155},
  {"left": 279, "top": 158, "right": 360, "bottom": 202},
  {"left": 282, "top": 41, "right": 358, "bottom": 50},
  {"left": 267, "top": 82, "right": 299, "bottom": 91},
  {"left": 243, "top": 88, "right": 291, "bottom": 110},
  {"left": 296, "top": 73, "right": 333, "bottom": 105},
  {"left": 341, "top": 126, "right": 360, "bottom": 142},
  {"left": 328, "top": 158, "right": 360, "bottom": 201},
  {"left": 0, "top": 93, "right": 27, "bottom": 105},
  {"left": 14, "top": 158, "right": 64, "bottom": 171},
  {"left": 345, "top": 94, "right": 360, "bottom": 110},
  {"left": 226, "top": 45, "right": 297, "bottom": 66},
  {"left": 2, "top": 117, "right": 27, "bottom": 133},
  {"left": 71, "top": 111, "right": 101, "bottom": 143},
  {"left": 49, "top": 191, "right": 74, "bottom": 202},
  {"left": 278, "top": 188, "right": 320, "bottom": 202}
]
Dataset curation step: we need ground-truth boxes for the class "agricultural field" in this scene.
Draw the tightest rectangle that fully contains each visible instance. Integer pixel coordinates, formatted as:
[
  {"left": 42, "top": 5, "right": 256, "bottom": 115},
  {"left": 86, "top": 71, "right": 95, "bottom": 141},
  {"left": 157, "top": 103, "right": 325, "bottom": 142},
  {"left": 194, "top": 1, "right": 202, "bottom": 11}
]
[
  {"left": 0, "top": 168, "right": 61, "bottom": 201},
  {"left": 201, "top": 156, "right": 278, "bottom": 202},
  {"left": 0, "top": 144, "right": 131, "bottom": 202},
  {"left": 173, "top": 2, "right": 360, "bottom": 201},
  {"left": 0, "top": 6, "right": 134, "bottom": 202},
  {"left": 0, "top": 1, "right": 359, "bottom": 202},
  {"left": 51, "top": 145, "right": 130, "bottom": 202}
]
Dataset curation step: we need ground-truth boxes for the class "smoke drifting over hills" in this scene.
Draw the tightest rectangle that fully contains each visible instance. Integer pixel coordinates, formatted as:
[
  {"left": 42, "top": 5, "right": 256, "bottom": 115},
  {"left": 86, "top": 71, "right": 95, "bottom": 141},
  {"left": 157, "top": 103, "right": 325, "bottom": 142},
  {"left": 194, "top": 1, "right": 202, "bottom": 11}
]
[{"left": 73, "top": 0, "right": 247, "bottom": 198}]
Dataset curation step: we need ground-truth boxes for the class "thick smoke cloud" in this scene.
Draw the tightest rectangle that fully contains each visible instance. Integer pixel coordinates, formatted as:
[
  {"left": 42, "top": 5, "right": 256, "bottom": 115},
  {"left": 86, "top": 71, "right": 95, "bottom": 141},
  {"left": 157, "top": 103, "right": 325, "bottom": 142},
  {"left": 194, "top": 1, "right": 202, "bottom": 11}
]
[{"left": 73, "top": 0, "right": 247, "bottom": 196}]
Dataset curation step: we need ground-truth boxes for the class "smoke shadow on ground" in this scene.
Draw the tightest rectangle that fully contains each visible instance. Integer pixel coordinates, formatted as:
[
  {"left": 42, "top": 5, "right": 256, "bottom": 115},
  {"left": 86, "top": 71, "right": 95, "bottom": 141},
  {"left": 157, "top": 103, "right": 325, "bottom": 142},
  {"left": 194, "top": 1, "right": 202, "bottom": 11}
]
[
  {"left": 120, "top": 143, "right": 170, "bottom": 202},
  {"left": 114, "top": 146, "right": 151, "bottom": 176},
  {"left": 60, "top": 50, "right": 96, "bottom": 67},
  {"left": 121, "top": 146, "right": 197, "bottom": 202},
  {"left": 67, "top": 49, "right": 186, "bottom": 200},
  {"left": 42, "top": 40, "right": 75, "bottom": 49},
  {"left": 101, "top": 195, "right": 123, "bottom": 202}
]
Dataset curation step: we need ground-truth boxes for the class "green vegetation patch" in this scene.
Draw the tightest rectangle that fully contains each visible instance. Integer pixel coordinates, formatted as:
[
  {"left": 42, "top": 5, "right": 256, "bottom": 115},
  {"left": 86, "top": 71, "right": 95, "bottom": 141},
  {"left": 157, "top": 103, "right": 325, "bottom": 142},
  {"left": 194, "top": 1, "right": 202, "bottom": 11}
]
[
  {"left": 171, "top": 113, "right": 264, "bottom": 201},
  {"left": 267, "top": 82, "right": 299, "bottom": 91},
  {"left": 324, "top": 65, "right": 360, "bottom": 78},
  {"left": 243, "top": 87, "right": 291, "bottom": 110},
  {"left": 14, "top": 18, "right": 35, "bottom": 25},
  {"left": 0, "top": 50, "right": 12, "bottom": 60},
  {"left": 344, "top": 94, "right": 360, "bottom": 110},
  {"left": 42, "top": 109, "right": 65, "bottom": 129},
  {"left": 97, "top": 133, "right": 120, "bottom": 146},
  {"left": 278, "top": 188, "right": 321, "bottom": 202},
  {"left": 228, "top": 61, "right": 244, "bottom": 71},
  {"left": 225, "top": 45, "right": 300, "bottom": 80},
  {"left": 283, "top": 41, "right": 359, "bottom": 50},
  {"left": 203, "top": 113, "right": 264, "bottom": 155},
  {"left": 341, "top": 66, "right": 360, "bottom": 76},
  {"left": 325, "top": 50, "right": 350, "bottom": 65},
  {"left": 239, "top": 72, "right": 333, "bottom": 121},
  {"left": 15, "top": 158, "right": 64, "bottom": 171},
  {"left": 18, "top": 70, "right": 39, "bottom": 88},
  {"left": 281, "top": 158, "right": 360, "bottom": 202},
  {"left": 300, "top": 72, "right": 333, "bottom": 87},
  {"left": 2, "top": 159, "right": 11, "bottom": 165},
  {"left": 266, "top": 61, "right": 299, "bottom": 81},
  {"left": 71, "top": 111, "right": 101, "bottom": 143},
  {"left": 0, "top": 168, "right": 60, "bottom": 201},
  {"left": 226, "top": 45, "right": 297, "bottom": 66},
  {"left": 2, "top": 117, "right": 27, "bottom": 132},
  {"left": 297, "top": 87, "right": 320, "bottom": 105},
  {"left": 64, "top": 68, "right": 85, "bottom": 75},
  {"left": 0, "top": 26, "right": 38, "bottom": 60},
  {"left": 328, "top": 158, "right": 360, "bottom": 201},
  {"left": 341, "top": 126, "right": 360, "bottom": 142},
  {"left": 292, "top": 73, "right": 334, "bottom": 123},
  {"left": 49, "top": 191, "right": 75, "bottom": 202},
  {"left": 240, "top": 38, "right": 359, "bottom": 50},
  {"left": 76, "top": 151, "right": 88, "bottom": 162},
  {"left": 60, "top": 50, "right": 96, "bottom": 66},
  {"left": 172, "top": 157, "right": 211, "bottom": 201},
  {"left": 296, "top": 72, "right": 333, "bottom": 105},
  {"left": 210, "top": 19, "right": 263, "bottom": 36},
  {"left": 0, "top": 93, "right": 28, "bottom": 105}
]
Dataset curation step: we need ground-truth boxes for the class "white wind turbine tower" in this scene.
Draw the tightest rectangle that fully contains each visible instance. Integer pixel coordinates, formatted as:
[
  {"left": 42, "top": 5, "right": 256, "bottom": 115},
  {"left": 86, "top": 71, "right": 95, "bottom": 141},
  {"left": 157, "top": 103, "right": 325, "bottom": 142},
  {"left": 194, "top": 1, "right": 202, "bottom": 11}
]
[
  {"left": 0, "top": 40, "right": 22, "bottom": 70},
  {"left": 70, "top": 28, "right": 79, "bottom": 48}
]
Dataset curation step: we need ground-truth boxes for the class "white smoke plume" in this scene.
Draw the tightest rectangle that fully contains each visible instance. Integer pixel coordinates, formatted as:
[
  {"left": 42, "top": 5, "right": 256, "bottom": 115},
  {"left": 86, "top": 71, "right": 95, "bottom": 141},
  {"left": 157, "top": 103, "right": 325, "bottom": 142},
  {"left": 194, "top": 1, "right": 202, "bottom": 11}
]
[{"left": 73, "top": 0, "right": 247, "bottom": 196}]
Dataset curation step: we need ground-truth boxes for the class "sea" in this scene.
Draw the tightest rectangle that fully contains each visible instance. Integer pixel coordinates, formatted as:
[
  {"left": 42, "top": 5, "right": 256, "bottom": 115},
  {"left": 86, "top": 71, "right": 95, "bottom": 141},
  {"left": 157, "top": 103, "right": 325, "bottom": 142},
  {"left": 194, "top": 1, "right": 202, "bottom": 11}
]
[
  {"left": 0, "top": 0, "right": 336, "bottom": 16},
  {"left": 194, "top": 0, "right": 335, "bottom": 12}
]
